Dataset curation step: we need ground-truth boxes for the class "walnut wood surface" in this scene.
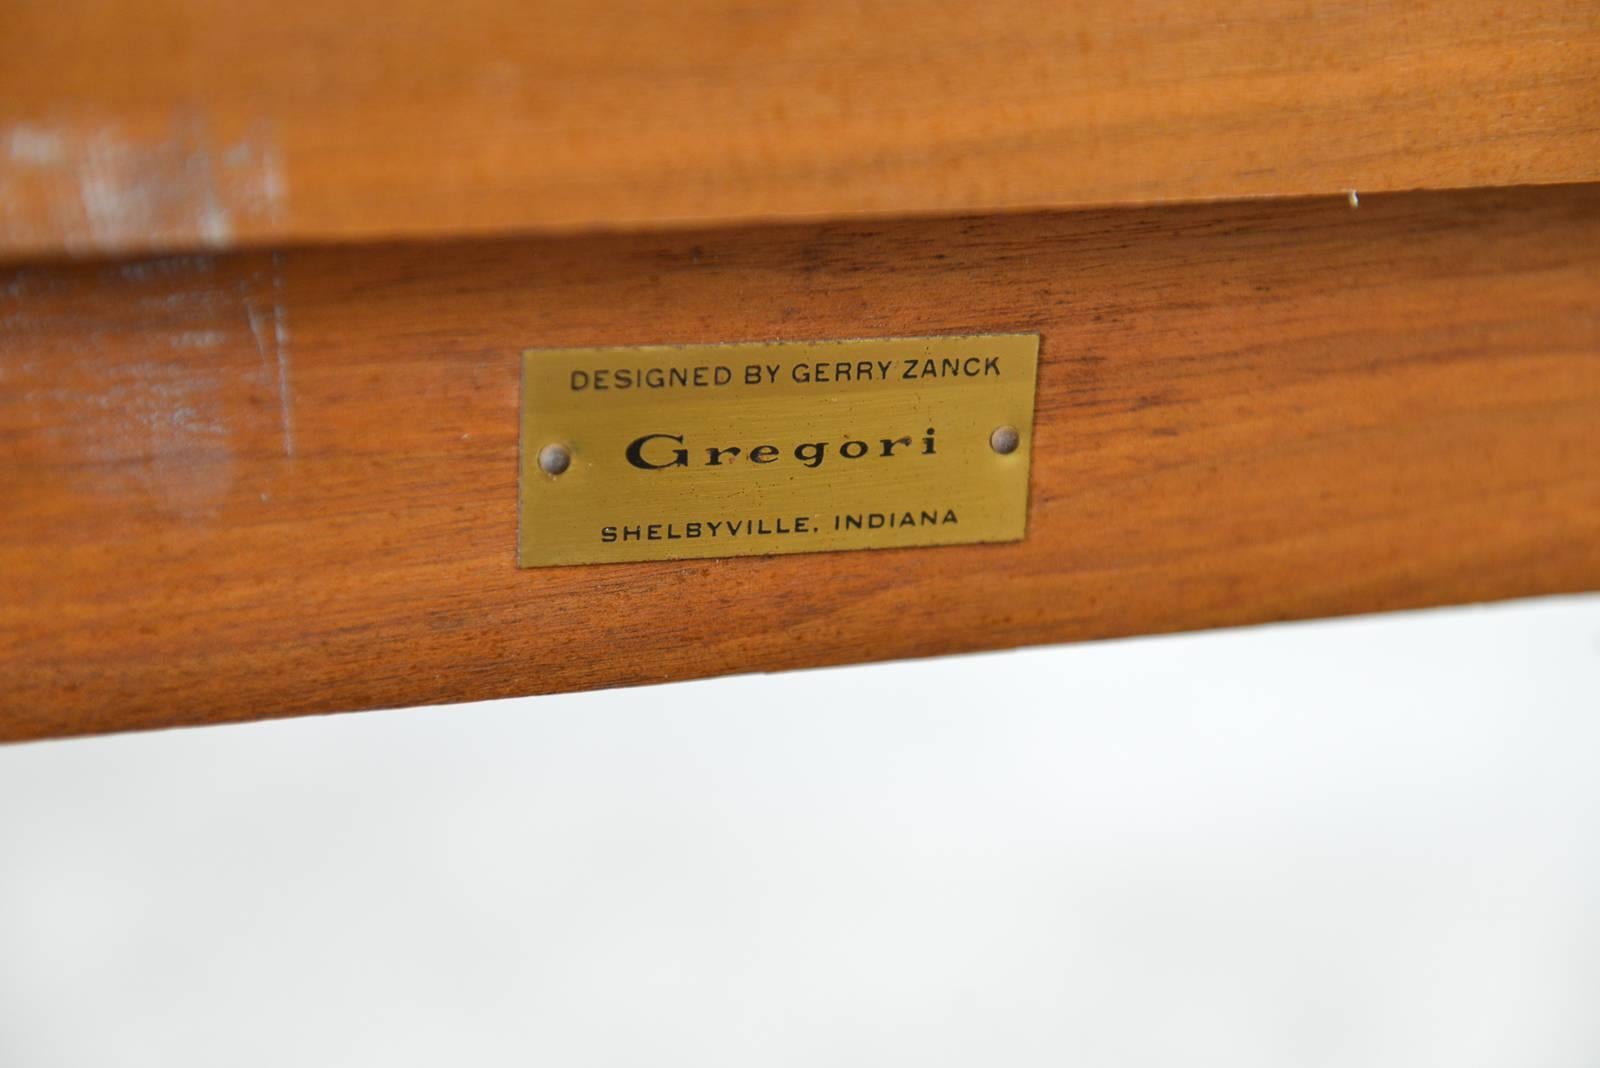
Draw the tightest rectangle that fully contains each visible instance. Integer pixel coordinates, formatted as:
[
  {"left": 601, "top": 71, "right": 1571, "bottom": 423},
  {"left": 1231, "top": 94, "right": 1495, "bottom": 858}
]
[
  {"left": 3, "top": 184, "right": 1599, "bottom": 740},
  {"left": 2, "top": 1, "right": 1598, "bottom": 258}
]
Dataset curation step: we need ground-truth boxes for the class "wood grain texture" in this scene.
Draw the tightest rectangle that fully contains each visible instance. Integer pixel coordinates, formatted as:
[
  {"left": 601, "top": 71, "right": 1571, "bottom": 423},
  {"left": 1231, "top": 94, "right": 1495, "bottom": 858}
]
[
  {"left": 3, "top": 183, "right": 1600, "bottom": 740},
  {"left": 2, "top": 0, "right": 1599, "bottom": 258}
]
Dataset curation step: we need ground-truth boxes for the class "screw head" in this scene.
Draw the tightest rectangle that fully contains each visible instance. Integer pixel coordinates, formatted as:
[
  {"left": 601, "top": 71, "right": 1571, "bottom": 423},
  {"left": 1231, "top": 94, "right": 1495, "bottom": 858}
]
[
  {"left": 538, "top": 442, "right": 572, "bottom": 476},
  {"left": 989, "top": 425, "right": 1020, "bottom": 455}
]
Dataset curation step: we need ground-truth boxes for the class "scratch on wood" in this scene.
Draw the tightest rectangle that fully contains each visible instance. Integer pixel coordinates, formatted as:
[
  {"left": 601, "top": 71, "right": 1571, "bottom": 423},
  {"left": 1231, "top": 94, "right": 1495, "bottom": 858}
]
[
  {"left": 245, "top": 300, "right": 273, "bottom": 369},
  {"left": 271, "top": 252, "right": 294, "bottom": 458},
  {"left": 244, "top": 253, "right": 295, "bottom": 458}
]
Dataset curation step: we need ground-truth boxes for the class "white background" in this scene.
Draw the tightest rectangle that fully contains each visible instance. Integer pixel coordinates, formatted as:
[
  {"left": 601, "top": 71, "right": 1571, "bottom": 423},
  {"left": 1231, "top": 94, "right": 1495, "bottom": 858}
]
[{"left": 3, "top": 596, "right": 1598, "bottom": 1067}]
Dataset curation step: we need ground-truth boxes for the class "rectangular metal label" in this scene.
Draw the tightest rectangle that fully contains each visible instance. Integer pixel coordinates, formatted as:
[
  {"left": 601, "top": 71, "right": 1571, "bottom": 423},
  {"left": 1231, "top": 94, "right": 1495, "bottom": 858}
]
[{"left": 518, "top": 334, "right": 1039, "bottom": 567}]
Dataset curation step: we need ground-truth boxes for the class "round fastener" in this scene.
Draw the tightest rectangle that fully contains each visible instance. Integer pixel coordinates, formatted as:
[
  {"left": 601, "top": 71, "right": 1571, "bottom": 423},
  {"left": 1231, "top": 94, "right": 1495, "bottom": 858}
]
[
  {"left": 538, "top": 442, "right": 572, "bottom": 476},
  {"left": 989, "top": 425, "right": 1020, "bottom": 455}
]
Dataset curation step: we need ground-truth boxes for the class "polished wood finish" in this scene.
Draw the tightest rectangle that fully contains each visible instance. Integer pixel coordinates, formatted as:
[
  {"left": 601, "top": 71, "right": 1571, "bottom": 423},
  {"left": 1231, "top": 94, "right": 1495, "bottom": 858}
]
[
  {"left": 3, "top": 184, "right": 1597, "bottom": 740},
  {"left": 2, "top": 1, "right": 1598, "bottom": 258}
]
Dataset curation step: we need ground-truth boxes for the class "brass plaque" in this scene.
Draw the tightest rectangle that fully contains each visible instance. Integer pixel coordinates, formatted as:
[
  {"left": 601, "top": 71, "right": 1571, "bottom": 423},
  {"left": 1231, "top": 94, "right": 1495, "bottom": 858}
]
[{"left": 518, "top": 334, "right": 1039, "bottom": 567}]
